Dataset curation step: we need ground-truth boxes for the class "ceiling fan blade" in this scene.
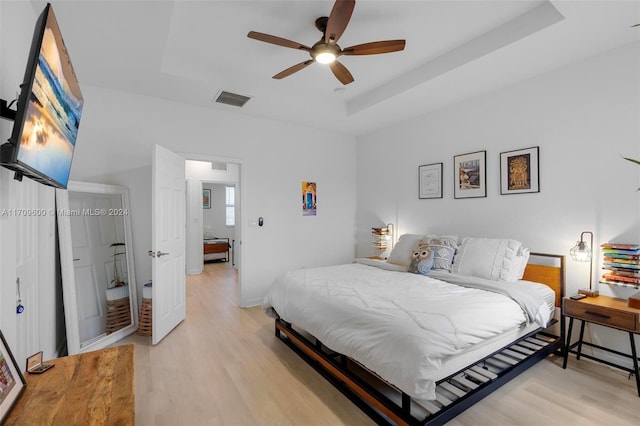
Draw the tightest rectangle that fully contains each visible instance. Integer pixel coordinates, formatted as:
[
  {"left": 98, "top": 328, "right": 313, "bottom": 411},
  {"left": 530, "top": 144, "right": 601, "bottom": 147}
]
[
  {"left": 273, "top": 60, "right": 315, "bottom": 79},
  {"left": 248, "top": 31, "right": 311, "bottom": 51},
  {"left": 325, "top": 0, "right": 355, "bottom": 44},
  {"left": 342, "top": 40, "right": 406, "bottom": 55},
  {"left": 329, "top": 60, "right": 354, "bottom": 85}
]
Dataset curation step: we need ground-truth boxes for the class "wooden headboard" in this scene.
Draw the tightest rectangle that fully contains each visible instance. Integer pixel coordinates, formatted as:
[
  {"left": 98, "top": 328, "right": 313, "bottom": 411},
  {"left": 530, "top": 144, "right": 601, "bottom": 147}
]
[{"left": 522, "top": 252, "right": 565, "bottom": 307}]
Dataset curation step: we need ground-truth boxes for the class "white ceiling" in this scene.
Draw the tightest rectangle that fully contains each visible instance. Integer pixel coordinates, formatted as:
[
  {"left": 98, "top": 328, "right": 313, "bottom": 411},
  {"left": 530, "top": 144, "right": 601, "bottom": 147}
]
[{"left": 34, "top": 0, "right": 640, "bottom": 136}]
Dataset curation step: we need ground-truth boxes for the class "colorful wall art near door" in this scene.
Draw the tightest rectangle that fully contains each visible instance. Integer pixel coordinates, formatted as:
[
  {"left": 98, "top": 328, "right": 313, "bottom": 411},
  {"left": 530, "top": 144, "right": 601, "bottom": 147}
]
[{"left": 302, "top": 182, "right": 316, "bottom": 216}]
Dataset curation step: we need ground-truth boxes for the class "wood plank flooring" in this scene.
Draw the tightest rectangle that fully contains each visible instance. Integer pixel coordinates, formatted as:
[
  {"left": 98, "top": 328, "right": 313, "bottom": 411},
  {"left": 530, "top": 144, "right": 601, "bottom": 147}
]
[{"left": 121, "top": 263, "right": 640, "bottom": 425}]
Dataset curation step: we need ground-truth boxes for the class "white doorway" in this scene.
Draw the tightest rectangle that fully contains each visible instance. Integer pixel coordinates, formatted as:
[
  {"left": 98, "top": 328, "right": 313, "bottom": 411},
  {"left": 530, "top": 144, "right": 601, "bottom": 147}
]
[
  {"left": 182, "top": 154, "right": 243, "bottom": 307},
  {"left": 150, "top": 146, "right": 245, "bottom": 345}
]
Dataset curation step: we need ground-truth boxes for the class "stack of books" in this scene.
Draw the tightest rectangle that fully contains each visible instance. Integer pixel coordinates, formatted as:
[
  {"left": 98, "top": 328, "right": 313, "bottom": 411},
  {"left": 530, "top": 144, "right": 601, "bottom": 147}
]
[
  {"left": 371, "top": 227, "right": 391, "bottom": 251},
  {"left": 600, "top": 243, "right": 640, "bottom": 288}
]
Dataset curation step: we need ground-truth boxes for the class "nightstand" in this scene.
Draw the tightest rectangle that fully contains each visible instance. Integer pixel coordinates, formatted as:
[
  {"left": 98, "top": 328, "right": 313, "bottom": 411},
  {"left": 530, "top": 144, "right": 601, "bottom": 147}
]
[{"left": 563, "top": 295, "right": 640, "bottom": 396}]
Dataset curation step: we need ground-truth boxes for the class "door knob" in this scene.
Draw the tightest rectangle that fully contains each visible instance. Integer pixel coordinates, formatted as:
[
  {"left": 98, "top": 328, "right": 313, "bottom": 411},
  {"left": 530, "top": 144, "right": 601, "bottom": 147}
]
[{"left": 157, "top": 251, "right": 169, "bottom": 257}]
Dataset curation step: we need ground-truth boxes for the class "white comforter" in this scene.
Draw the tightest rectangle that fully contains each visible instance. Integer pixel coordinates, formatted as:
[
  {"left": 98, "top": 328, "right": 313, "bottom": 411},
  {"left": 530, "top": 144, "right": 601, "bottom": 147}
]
[{"left": 263, "top": 262, "right": 551, "bottom": 400}]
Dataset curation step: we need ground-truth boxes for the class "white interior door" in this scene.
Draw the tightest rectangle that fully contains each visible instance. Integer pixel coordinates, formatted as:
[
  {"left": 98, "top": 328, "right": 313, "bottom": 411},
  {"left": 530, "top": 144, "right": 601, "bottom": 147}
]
[
  {"left": 14, "top": 179, "right": 41, "bottom": 367},
  {"left": 152, "top": 144, "right": 186, "bottom": 345}
]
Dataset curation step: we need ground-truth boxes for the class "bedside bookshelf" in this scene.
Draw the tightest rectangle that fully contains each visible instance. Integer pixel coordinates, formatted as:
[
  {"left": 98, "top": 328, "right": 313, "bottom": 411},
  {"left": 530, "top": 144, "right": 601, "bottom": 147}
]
[{"left": 600, "top": 243, "right": 640, "bottom": 290}]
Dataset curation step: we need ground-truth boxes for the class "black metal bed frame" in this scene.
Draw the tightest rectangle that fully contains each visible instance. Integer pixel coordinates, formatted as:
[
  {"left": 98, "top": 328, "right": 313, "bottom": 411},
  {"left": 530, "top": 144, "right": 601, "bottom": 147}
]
[
  {"left": 273, "top": 253, "right": 565, "bottom": 425},
  {"left": 276, "top": 318, "right": 562, "bottom": 426}
]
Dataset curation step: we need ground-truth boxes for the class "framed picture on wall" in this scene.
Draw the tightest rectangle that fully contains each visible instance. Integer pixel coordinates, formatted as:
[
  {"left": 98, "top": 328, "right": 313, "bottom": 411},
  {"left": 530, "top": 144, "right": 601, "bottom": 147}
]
[
  {"left": 418, "top": 163, "right": 443, "bottom": 199},
  {"left": 0, "top": 330, "right": 26, "bottom": 423},
  {"left": 203, "top": 189, "right": 211, "bottom": 209},
  {"left": 454, "top": 150, "right": 486, "bottom": 199},
  {"left": 500, "top": 146, "right": 540, "bottom": 195},
  {"left": 302, "top": 181, "right": 317, "bottom": 216}
]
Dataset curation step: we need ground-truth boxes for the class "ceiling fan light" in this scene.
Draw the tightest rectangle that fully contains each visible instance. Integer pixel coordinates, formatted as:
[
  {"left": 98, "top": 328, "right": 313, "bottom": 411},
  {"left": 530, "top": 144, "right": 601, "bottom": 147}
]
[{"left": 316, "top": 52, "right": 336, "bottom": 64}]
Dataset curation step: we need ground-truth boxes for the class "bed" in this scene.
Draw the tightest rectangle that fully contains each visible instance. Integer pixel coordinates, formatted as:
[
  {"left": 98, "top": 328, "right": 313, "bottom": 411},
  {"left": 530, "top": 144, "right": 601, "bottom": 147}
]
[
  {"left": 203, "top": 238, "right": 230, "bottom": 262},
  {"left": 263, "top": 235, "right": 565, "bottom": 425}
]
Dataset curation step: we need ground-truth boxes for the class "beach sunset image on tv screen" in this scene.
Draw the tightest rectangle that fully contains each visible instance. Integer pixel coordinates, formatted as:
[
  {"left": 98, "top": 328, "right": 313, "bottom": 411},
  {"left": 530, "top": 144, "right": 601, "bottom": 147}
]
[{"left": 17, "top": 7, "right": 83, "bottom": 188}]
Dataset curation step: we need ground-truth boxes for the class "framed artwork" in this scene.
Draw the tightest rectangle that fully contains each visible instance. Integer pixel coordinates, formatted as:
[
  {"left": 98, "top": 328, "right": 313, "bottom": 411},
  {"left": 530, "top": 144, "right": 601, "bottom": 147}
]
[
  {"left": 302, "top": 181, "right": 316, "bottom": 216},
  {"left": 454, "top": 150, "right": 486, "bottom": 199},
  {"left": 500, "top": 146, "right": 539, "bottom": 195},
  {"left": 0, "top": 330, "right": 26, "bottom": 423},
  {"left": 418, "top": 163, "right": 443, "bottom": 199},
  {"left": 202, "top": 189, "right": 211, "bottom": 209}
]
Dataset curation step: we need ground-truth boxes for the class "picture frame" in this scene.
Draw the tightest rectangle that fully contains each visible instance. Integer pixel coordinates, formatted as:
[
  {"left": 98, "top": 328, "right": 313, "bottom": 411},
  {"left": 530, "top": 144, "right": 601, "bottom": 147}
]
[
  {"left": 418, "top": 163, "right": 443, "bottom": 199},
  {"left": 302, "top": 181, "right": 317, "bottom": 216},
  {"left": 0, "top": 330, "right": 26, "bottom": 422},
  {"left": 202, "top": 189, "right": 211, "bottom": 209},
  {"left": 454, "top": 150, "right": 486, "bottom": 199},
  {"left": 500, "top": 146, "right": 539, "bottom": 195}
]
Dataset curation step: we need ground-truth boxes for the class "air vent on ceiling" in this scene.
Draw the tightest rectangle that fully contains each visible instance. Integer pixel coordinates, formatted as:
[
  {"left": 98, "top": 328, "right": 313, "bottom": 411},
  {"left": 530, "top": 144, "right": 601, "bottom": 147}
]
[{"left": 213, "top": 90, "right": 251, "bottom": 107}]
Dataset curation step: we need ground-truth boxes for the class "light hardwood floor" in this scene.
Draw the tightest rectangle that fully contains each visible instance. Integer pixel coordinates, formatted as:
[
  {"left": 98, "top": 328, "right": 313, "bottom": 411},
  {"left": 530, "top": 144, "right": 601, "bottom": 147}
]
[{"left": 122, "top": 263, "right": 640, "bottom": 425}]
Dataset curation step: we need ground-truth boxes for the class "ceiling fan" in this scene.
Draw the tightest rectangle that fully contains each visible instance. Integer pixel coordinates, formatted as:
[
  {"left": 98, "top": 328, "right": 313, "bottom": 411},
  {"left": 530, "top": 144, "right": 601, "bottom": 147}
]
[{"left": 247, "top": 0, "right": 406, "bottom": 85}]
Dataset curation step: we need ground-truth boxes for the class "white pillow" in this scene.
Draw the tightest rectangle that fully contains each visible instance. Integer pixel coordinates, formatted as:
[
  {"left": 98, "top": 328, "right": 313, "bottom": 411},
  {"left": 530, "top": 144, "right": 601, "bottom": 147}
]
[
  {"left": 512, "top": 247, "right": 530, "bottom": 281},
  {"left": 452, "top": 237, "right": 525, "bottom": 282},
  {"left": 387, "top": 234, "right": 424, "bottom": 267}
]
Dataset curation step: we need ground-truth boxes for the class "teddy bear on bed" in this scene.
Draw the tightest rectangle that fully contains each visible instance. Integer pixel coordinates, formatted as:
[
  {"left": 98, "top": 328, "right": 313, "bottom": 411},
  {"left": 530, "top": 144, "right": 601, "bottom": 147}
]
[{"left": 408, "top": 246, "right": 435, "bottom": 275}]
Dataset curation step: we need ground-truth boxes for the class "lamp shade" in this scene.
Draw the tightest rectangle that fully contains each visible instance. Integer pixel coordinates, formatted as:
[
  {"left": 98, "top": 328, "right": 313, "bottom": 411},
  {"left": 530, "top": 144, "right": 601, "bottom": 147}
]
[
  {"left": 570, "top": 240, "right": 591, "bottom": 262},
  {"left": 570, "top": 230, "right": 596, "bottom": 295}
]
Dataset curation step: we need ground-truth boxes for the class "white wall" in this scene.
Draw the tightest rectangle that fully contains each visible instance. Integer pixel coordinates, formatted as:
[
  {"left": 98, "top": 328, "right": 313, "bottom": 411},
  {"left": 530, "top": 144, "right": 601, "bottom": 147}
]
[
  {"left": 69, "top": 85, "right": 357, "bottom": 307},
  {"left": 356, "top": 42, "right": 640, "bottom": 366},
  {"left": 186, "top": 178, "right": 204, "bottom": 275}
]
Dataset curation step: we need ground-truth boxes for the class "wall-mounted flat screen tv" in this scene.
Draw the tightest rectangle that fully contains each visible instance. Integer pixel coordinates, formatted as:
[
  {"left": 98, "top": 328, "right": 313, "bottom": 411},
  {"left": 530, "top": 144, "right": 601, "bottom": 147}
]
[{"left": 0, "top": 3, "right": 83, "bottom": 189}]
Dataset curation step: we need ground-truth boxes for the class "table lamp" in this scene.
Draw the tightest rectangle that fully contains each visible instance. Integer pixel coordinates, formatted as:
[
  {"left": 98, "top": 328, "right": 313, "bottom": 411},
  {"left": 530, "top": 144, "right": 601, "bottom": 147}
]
[{"left": 570, "top": 231, "right": 598, "bottom": 297}]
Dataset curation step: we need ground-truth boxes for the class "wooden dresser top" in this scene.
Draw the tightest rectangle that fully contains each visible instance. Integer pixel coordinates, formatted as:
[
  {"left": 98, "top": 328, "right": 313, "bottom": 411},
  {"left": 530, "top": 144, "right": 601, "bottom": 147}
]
[{"left": 5, "top": 344, "right": 134, "bottom": 425}]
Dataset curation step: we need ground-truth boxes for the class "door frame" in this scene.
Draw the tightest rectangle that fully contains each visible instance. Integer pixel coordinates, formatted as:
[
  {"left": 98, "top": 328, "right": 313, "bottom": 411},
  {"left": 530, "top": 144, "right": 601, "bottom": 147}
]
[{"left": 179, "top": 152, "right": 245, "bottom": 307}]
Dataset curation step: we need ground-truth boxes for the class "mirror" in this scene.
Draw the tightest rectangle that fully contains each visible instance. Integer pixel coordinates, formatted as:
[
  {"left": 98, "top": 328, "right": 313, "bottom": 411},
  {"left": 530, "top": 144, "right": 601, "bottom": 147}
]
[{"left": 56, "top": 181, "right": 138, "bottom": 354}]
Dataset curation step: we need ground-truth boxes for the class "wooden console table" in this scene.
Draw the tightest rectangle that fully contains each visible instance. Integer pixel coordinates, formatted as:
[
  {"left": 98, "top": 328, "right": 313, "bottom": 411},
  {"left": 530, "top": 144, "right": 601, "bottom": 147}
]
[{"left": 4, "top": 344, "right": 135, "bottom": 425}]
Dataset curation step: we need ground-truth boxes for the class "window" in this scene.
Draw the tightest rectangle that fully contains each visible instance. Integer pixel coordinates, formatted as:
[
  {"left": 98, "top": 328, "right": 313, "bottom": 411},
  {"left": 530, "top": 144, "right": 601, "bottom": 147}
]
[{"left": 225, "top": 186, "right": 235, "bottom": 226}]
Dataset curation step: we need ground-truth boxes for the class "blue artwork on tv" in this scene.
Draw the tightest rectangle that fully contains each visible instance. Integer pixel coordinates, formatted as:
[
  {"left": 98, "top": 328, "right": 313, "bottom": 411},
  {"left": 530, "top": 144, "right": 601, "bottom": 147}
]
[
  {"left": 1, "top": 3, "right": 83, "bottom": 189},
  {"left": 16, "top": 6, "right": 83, "bottom": 188}
]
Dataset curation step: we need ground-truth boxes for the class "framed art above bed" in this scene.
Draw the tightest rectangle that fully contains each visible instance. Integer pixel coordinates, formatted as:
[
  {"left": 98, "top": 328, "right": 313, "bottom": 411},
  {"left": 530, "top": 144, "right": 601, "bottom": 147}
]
[
  {"left": 418, "top": 163, "right": 443, "bottom": 199},
  {"left": 500, "top": 146, "right": 540, "bottom": 195},
  {"left": 454, "top": 151, "right": 486, "bottom": 199}
]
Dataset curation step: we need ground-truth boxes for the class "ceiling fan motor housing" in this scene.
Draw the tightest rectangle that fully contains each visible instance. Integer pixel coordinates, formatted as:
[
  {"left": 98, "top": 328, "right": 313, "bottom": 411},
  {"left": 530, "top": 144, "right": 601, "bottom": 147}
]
[
  {"left": 311, "top": 40, "right": 341, "bottom": 61},
  {"left": 315, "top": 16, "right": 329, "bottom": 32}
]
